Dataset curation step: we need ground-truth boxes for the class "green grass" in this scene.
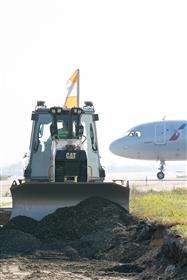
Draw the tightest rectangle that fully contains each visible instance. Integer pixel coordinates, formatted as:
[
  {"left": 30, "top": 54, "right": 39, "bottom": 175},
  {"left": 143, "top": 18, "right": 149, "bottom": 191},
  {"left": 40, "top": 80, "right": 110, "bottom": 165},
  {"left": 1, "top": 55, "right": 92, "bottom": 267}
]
[
  {"left": 130, "top": 188, "right": 187, "bottom": 240},
  {"left": 170, "top": 224, "right": 187, "bottom": 239},
  {"left": 0, "top": 202, "right": 11, "bottom": 207}
]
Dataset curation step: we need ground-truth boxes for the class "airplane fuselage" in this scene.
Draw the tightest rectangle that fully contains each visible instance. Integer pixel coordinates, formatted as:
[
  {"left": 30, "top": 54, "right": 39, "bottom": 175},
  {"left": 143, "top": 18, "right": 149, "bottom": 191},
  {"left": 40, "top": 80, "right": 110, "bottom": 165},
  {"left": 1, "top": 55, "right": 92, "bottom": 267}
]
[{"left": 110, "top": 120, "right": 187, "bottom": 161}]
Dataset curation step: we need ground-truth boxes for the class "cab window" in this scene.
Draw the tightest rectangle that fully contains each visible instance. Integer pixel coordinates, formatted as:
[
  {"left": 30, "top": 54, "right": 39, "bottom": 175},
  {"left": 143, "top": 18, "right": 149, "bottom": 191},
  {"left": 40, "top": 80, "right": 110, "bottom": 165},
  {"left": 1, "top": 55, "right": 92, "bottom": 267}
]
[{"left": 128, "top": 130, "right": 141, "bottom": 137}]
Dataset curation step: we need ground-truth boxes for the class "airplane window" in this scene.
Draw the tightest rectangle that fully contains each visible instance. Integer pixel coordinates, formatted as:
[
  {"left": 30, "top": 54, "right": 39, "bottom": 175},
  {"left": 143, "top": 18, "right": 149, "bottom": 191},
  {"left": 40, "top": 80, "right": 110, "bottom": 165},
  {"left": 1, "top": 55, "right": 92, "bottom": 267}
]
[
  {"left": 128, "top": 130, "right": 136, "bottom": 136},
  {"left": 128, "top": 130, "right": 141, "bottom": 137},
  {"left": 122, "top": 131, "right": 130, "bottom": 137},
  {"left": 135, "top": 131, "right": 141, "bottom": 137}
]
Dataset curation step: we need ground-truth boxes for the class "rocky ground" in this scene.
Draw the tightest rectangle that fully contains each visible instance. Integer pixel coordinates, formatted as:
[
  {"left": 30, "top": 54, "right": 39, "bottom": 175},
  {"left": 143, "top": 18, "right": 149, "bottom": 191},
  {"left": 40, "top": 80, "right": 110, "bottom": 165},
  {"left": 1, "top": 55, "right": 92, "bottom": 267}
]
[{"left": 0, "top": 197, "right": 186, "bottom": 279}]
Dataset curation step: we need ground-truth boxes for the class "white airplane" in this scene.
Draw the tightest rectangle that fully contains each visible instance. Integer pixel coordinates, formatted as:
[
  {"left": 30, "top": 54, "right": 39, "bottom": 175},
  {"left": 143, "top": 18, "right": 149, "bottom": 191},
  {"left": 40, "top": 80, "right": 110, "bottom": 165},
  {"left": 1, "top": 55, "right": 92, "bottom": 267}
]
[{"left": 109, "top": 120, "right": 187, "bottom": 179}]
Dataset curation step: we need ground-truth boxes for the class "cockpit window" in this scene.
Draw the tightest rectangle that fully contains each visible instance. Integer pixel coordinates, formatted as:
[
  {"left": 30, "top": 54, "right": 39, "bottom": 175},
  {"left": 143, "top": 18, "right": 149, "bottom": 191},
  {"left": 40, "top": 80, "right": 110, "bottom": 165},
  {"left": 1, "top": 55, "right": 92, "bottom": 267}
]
[{"left": 128, "top": 130, "right": 141, "bottom": 137}]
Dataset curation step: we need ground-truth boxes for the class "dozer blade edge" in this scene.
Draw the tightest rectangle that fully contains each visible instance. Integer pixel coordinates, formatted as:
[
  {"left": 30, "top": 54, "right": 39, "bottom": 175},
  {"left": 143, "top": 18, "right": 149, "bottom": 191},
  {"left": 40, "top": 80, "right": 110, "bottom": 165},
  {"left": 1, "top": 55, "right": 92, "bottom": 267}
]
[{"left": 10, "top": 182, "right": 129, "bottom": 221}]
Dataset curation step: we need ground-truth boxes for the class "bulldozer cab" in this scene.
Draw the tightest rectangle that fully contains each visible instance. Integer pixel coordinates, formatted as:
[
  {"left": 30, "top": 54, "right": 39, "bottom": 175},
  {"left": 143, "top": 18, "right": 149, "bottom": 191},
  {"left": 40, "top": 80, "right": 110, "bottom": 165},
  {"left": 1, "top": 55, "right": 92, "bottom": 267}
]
[
  {"left": 25, "top": 104, "right": 84, "bottom": 181},
  {"left": 24, "top": 101, "right": 105, "bottom": 183}
]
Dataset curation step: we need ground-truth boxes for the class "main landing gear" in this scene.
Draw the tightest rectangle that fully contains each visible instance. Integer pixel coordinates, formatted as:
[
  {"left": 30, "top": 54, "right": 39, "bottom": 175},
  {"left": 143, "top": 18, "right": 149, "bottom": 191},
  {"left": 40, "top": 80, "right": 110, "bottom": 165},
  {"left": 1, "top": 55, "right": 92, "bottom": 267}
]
[{"left": 157, "top": 160, "right": 165, "bottom": 180}]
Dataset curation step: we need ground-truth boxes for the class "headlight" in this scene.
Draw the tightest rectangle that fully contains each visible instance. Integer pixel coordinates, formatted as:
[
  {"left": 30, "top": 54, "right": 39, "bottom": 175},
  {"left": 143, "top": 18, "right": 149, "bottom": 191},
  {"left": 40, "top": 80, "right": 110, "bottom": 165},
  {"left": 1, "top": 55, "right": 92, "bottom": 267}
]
[
  {"left": 57, "top": 108, "right": 62, "bottom": 114},
  {"left": 50, "top": 108, "right": 57, "bottom": 114},
  {"left": 50, "top": 107, "right": 63, "bottom": 114}
]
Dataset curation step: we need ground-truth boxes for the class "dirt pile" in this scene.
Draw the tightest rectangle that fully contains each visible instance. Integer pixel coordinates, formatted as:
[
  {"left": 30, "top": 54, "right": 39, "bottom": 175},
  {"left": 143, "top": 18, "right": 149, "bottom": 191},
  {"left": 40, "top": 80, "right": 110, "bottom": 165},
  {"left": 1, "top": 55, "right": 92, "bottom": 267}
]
[
  {"left": 0, "top": 229, "right": 41, "bottom": 254},
  {"left": 0, "top": 197, "right": 186, "bottom": 279},
  {"left": 1, "top": 197, "right": 138, "bottom": 259}
]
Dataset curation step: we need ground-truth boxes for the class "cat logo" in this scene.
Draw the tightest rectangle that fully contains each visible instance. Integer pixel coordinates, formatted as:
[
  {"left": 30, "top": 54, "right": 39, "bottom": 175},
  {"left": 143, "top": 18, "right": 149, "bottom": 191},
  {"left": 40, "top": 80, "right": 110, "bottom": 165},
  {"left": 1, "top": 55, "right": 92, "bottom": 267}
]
[{"left": 66, "top": 152, "right": 76, "bottom": 160}]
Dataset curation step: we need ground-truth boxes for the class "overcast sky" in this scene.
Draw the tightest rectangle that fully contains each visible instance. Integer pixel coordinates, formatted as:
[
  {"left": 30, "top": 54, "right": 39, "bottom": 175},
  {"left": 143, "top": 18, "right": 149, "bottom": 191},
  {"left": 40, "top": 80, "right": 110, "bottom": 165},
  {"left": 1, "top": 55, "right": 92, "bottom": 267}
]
[{"left": 0, "top": 0, "right": 186, "bottom": 172}]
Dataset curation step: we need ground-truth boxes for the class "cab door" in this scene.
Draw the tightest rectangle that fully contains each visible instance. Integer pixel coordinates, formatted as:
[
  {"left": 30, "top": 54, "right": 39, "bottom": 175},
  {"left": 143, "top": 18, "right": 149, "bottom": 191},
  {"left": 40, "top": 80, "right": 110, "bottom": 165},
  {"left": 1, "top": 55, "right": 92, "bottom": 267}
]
[{"left": 30, "top": 114, "right": 52, "bottom": 180}]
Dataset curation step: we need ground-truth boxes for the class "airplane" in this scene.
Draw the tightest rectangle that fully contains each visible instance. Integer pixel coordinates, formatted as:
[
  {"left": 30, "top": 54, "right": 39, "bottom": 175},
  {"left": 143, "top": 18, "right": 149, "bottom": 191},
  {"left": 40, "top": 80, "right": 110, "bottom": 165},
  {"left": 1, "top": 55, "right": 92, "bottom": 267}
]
[{"left": 109, "top": 120, "right": 187, "bottom": 179}]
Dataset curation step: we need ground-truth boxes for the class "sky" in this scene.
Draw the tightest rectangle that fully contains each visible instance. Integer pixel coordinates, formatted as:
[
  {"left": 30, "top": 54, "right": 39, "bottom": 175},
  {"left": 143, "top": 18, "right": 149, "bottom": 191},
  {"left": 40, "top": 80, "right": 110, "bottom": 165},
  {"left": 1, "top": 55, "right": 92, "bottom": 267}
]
[{"left": 0, "top": 0, "right": 186, "bottom": 174}]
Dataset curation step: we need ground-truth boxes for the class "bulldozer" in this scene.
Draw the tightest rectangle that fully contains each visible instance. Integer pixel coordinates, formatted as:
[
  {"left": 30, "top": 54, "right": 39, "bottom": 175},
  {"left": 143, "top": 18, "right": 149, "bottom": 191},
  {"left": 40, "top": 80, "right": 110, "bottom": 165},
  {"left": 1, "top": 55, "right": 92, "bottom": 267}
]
[{"left": 10, "top": 101, "right": 129, "bottom": 220}]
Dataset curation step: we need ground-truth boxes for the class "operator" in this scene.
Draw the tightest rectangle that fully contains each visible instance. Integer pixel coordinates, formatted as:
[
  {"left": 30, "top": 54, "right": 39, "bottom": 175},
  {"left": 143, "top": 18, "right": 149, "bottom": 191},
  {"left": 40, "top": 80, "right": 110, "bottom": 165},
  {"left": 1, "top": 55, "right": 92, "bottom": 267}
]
[{"left": 58, "top": 122, "right": 69, "bottom": 139}]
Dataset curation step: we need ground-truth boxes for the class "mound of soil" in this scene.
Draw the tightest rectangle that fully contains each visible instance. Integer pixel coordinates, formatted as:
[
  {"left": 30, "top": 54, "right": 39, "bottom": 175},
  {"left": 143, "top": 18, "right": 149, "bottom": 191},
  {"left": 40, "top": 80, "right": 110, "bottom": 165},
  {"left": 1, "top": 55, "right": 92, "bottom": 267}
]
[
  {"left": 3, "top": 197, "right": 138, "bottom": 259},
  {"left": 36, "top": 197, "right": 134, "bottom": 241},
  {"left": 0, "top": 229, "right": 41, "bottom": 254},
  {"left": 5, "top": 216, "right": 38, "bottom": 235},
  {"left": 35, "top": 197, "right": 137, "bottom": 258},
  {"left": 160, "top": 230, "right": 187, "bottom": 267},
  {"left": 0, "top": 197, "right": 186, "bottom": 279}
]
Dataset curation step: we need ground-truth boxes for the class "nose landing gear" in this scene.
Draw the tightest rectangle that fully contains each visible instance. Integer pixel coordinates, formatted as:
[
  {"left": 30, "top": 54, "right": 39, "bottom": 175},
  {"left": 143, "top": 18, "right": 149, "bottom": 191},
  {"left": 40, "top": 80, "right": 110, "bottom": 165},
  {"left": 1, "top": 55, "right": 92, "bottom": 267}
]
[{"left": 157, "top": 160, "right": 165, "bottom": 180}]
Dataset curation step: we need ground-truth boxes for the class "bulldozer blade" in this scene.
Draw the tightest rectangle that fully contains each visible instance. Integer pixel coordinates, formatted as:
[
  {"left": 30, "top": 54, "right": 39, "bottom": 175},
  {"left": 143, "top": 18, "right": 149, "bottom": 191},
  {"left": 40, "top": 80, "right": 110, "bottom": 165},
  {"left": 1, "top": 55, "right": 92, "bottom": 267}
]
[{"left": 10, "top": 182, "right": 129, "bottom": 221}]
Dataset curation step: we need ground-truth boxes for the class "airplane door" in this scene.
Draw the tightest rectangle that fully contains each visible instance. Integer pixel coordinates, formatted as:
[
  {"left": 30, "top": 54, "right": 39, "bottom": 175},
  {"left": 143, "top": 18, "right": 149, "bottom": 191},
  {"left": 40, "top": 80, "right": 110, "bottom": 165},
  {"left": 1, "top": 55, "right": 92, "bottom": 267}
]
[{"left": 154, "top": 123, "right": 166, "bottom": 144}]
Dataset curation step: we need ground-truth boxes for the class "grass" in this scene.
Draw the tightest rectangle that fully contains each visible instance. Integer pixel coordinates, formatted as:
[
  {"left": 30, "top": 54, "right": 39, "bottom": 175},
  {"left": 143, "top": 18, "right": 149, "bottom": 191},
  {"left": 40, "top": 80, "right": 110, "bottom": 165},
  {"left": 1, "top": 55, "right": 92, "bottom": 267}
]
[
  {"left": 130, "top": 188, "right": 187, "bottom": 240},
  {"left": 170, "top": 224, "right": 187, "bottom": 240},
  {"left": 0, "top": 202, "right": 12, "bottom": 207}
]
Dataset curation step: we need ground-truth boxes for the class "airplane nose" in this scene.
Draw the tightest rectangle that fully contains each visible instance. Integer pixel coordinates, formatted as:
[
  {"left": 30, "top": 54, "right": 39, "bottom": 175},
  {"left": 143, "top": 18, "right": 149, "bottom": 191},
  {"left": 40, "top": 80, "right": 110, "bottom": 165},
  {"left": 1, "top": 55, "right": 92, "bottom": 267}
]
[
  {"left": 109, "top": 140, "right": 118, "bottom": 155},
  {"left": 109, "top": 139, "right": 127, "bottom": 156}
]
